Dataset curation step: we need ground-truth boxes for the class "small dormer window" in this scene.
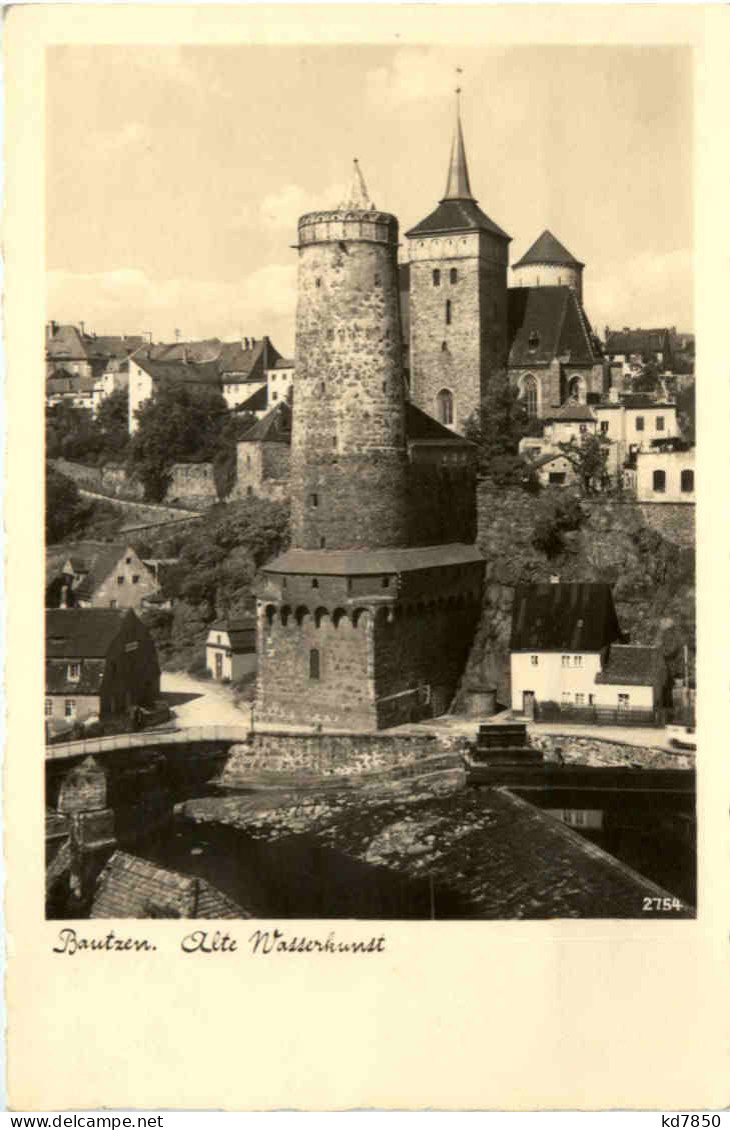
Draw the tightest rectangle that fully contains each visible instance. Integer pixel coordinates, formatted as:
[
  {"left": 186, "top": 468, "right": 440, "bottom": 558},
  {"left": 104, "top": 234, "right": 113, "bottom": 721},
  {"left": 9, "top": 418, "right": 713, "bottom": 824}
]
[
  {"left": 67, "top": 662, "right": 81, "bottom": 681},
  {"left": 528, "top": 331, "right": 540, "bottom": 350}
]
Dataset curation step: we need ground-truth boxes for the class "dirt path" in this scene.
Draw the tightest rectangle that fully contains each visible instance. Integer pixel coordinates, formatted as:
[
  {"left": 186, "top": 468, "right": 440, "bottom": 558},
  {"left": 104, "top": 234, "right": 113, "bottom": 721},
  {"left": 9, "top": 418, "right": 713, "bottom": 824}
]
[{"left": 160, "top": 671, "right": 250, "bottom": 727}]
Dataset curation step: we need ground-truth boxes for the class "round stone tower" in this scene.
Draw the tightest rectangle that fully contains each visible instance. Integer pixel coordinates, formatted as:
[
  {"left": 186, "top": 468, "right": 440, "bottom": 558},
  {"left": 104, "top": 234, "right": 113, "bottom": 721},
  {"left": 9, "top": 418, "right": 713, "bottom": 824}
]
[{"left": 290, "top": 161, "right": 409, "bottom": 551}]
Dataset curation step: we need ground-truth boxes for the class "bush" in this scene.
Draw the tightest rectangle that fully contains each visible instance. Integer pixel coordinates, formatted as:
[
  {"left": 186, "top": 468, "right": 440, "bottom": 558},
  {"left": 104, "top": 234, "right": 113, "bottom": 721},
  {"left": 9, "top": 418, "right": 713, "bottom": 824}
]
[
  {"left": 186, "top": 653, "right": 211, "bottom": 678},
  {"left": 532, "top": 491, "right": 585, "bottom": 557}
]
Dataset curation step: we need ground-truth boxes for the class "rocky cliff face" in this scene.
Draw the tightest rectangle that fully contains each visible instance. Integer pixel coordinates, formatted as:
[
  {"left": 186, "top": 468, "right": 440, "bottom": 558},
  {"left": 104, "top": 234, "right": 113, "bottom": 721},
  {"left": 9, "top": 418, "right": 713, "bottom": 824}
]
[{"left": 460, "top": 484, "right": 695, "bottom": 707}]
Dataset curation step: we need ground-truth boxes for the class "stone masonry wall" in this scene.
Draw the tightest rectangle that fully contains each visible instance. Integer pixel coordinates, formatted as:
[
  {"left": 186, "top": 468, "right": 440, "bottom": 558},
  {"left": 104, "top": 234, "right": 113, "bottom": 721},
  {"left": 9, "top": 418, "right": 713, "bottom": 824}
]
[
  {"left": 291, "top": 219, "right": 409, "bottom": 551},
  {"left": 408, "top": 231, "right": 508, "bottom": 434},
  {"left": 638, "top": 503, "right": 695, "bottom": 547},
  {"left": 167, "top": 462, "right": 218, "bottom": 506}
]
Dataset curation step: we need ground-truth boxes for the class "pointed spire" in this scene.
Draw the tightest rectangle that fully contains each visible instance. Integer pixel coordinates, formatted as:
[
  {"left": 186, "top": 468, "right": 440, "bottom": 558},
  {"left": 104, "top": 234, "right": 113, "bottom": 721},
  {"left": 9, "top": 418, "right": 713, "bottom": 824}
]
[
  {"left": 442, "top": 87, "right": 474, "bottom": 201},
  {"left": 339, "top": 158, "right": 374, "bottom": 210}
]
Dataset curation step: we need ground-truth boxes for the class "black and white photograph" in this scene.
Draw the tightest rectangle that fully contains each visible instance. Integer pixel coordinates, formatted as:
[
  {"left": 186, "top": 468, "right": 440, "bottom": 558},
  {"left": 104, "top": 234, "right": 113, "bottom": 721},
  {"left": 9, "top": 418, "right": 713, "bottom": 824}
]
[{"left": 42, "top": 39, "right": 699, "bottom": 923}]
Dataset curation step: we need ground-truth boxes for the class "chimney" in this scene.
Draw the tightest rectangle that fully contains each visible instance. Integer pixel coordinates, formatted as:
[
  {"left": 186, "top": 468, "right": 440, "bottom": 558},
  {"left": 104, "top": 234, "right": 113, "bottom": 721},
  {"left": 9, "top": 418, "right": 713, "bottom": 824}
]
[
  {"left": 250, "top": 337, "right": 256, "bottom": 349},
  {"left": 60, "top": 583, "right": 69, "bottom": 610},
  {"left": 46, "top": 321, "right": 57, "bottom": 342},
  {"left": 80, "top": 321, "right": 85, "bottom": 337}
]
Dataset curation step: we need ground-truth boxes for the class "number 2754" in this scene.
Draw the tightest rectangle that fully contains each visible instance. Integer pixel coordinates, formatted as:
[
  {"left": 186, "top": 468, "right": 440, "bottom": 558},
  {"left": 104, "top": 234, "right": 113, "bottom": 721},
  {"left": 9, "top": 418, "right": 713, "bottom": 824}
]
[{"left": 643, "top": 896, "right": 682, "bottom": 912}]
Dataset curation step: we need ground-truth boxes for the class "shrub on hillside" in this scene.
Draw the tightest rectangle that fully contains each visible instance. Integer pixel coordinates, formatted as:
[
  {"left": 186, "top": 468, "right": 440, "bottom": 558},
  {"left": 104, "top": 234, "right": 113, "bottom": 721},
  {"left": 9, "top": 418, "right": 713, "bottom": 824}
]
[{"left": 531, "top": 491, "right": 585, "bottom": 557}]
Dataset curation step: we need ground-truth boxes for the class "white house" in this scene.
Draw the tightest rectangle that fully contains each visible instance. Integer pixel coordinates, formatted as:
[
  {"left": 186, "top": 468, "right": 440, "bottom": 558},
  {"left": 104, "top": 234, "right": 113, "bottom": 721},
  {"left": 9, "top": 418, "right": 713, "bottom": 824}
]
[
  {"left": 636, "top": 446, "right": 695, "bottom": 503},
  {"left": 509, "top": 582, "right": 665, "bottom": 719},
  {"left": 206, "top": 617, "right": 257, "bottom": 682}
]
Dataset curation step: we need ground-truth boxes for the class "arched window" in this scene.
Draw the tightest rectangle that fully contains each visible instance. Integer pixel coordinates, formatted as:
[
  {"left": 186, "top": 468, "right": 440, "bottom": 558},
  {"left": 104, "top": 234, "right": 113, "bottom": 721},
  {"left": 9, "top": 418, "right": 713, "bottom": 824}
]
[
  {"left": 568, "top": 375, "right": 586, "bottom": 404},
  {"left": 432, "top": 269, "right": 440, "bottom": 287},
  {"left": 681, "top": 469, "right": 694, "bottom": 493},
  {"left": 441, "top": 341, "right": 447, "bottom": 352},
  {"left": 309, "top": 649, "right": 320, "bottom": 680},
  {"left": 445, "top": 299, "right": 452, "bottom": 325},
  {"left": 653, "top": 469, "right": 666, "bottom": 493},
  {"left": 436, "top": 389, "right": 454, "bottom": 426},
  {"left": 450, "top": 268, "right": 458, "bottom": 284},
  {"left": 523, "top": 375, "right": 538, "bottom": 419}
]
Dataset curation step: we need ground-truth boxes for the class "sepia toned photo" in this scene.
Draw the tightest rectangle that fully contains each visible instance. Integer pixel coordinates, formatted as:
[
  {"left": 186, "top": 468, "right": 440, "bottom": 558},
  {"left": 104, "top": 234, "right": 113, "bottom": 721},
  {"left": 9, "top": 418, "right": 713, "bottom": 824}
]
[{"left": 42, "top": 41, "right": 698, "bottom": 924}]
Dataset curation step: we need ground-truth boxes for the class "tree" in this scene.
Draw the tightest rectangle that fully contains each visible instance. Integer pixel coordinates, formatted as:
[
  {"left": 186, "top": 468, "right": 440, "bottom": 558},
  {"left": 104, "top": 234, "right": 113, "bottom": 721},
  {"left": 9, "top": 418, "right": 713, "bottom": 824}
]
[
  {"left": 212, "top": 411, "right": 257, "bottom": 500},
  {"left": 96, "top": 387, "right": 130, "bottom": 459},
  {"left": 557, "top": 434, "right": 611, "bottom": 496},
  {"left": 464, "top": 371, "right": 539, "bottom": 490},
  {"left": 632, "top": 362, "right": 660, "bottom": 393},
  {"left": 128, "top": 382, "right": 231, "bottom": 501},
  {"left": 531, "top": 490, "right": 585, "bottom": 558},
  {"left": 45, "top": 463, "right": 88, "bottom": 543},
  {"left": 676, "top": 381, "right": 695, "bottom": 444},
  {"left": 45, "top": 402, "right": 104, "bottom": 463}
]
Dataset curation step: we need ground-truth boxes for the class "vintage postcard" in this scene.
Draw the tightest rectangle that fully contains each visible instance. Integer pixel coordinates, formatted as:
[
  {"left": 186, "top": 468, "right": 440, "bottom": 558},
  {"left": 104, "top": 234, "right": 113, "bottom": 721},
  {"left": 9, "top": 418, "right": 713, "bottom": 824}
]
[{"left": 4, "top": 3, "right": 730, "bottom": 1111}]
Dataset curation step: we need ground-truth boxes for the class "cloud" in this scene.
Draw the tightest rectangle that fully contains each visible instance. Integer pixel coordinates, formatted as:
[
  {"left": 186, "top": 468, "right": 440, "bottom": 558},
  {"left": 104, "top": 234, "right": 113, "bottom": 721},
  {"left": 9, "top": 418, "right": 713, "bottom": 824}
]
[{"left": 47, "top": 263, "right": 297, "bottom": 353}]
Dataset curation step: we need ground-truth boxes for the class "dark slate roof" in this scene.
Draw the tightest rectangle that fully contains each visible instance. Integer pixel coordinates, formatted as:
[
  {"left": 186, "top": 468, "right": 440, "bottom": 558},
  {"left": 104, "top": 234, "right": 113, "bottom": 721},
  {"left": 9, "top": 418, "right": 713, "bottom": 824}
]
[
  {"left": 406, "top": 198, "right": 510, "bottom": 241},
  {"left": 513, "top": 229, "right": 584, "bottom": 269},
  {"left": 405, "top": 402, "right": 474, "bottom": 446},
  {"left": 544, "top": 403, "right": 596, "bottom": 422},
  {"left": 510, "top": 583, "right": 621, "bottom": 652},
  {"left": 605, "top": 329, "right": 670, "bottom": 355},
  {"left": 133, "top": 356, "right": 222, "bottom": 387},
  {"left": 74, "top": 544, "right": 132, "bottom": 601},
  {"left": 46, "top": 656, "right": 106, "bottom": 695},
  {"left": 218, "top": 339, "right": 268, "bottom": 381},
  {"left": 239, "top": 400, "right": 291, "bottom": 443},
  {"left": 264, "top": 543, "right": 484, "bottom": 577},
  {"left": 235, "top": 384, "right": 269, "bottom": 413},
  {"left": 84, "top": 335, "right": 147, "bottom": 359},
  {"left": 619, "top": 393, "right": 675, "bottom": 410},
  {"left": 91, "top": 851, "right": 250, "bottom": 919},
  {"left": 507, "top": 286, "right": 599, "bottom": 368},
  {"left": 142, "top": 339, "right": 223, "bottom": 363},
  {"left": 595, "top": 645, "right": 664, "bottom": 686},
  {"left": 46, "top": 607, "right": 132, "bottom": 657},
  {"left": 209, "top": 617, "right": 257, "bottom": 651},
  {"left": 46, "top": 324, "right": 88, "bottom": 361},
  {"left": 273, "top": 357, "right": 294, "bottom": 370}
]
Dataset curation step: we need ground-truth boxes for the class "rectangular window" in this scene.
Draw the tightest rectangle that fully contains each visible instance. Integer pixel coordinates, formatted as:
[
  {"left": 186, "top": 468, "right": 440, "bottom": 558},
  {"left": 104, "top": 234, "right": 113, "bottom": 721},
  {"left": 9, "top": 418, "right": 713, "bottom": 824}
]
[
  {"left": 561, "top": 691, "right": 571, "bottom": 706},
  {"left": 117, "top": 575, "right": 125, "bottom": 584},
  {"left": 109, "top": 599, "right": 117, "bottom": 609},
  {"left": 382, "top": 576, "right": 390, "bottom": 588},
  {"left": 126, "top": 557, "right": 132, "bottom": 564},
  {"left": 561, "top": 655, "right": 571, "bottom": 667},
  {"left": 635, "top": 416, "right": 645, "bottom": 432},
  {"left": 45, "top": 699, "right": 52, "bottom": 718},
  {"left": 309, "top": 649, "right": 320, "bottom": 680},
  {"left": 575, "top": 693, "right": 585, "bottom": 706},
  {"left": 445, "top": 299, "right": 452, "bottom": 325},
  {"left": 432, "top": 269, "right": 440, "bottom": 287},
  {"left": 530, "top": 655, "right": 539, "bottom": 666},
  {"left": 573, "top": 655, "right": 583, "bottom": 667},
  {"left": 656, "top": 416, "right": 665, "bottom": 431},
  {"left": 579, "top": 424, "right": 587, "bottom": 435},
  {"left": 549, "top": 472, "right": 566, "bottom": 484},
  {"left": 618, "top": 693, "right": 630, "bottom": 710},
  {"left": 132, "top": 575, "right": 140, "bottom": 584},
  {"left": 310, "top": 493, "right": 318, "bottom": 508},
  {"left": 64, "top": 699, "right": 76, "bottom": 718},
  {"left": 600, "top": 421, "right": 609, "bottom": 433},
  {"left": 67, "top": 662, "right": 81, "bottom": 681}
]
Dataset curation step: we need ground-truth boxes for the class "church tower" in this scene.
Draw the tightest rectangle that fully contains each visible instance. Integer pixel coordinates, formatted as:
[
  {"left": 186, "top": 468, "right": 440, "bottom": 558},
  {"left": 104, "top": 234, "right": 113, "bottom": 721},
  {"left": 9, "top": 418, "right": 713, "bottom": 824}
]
[
  {"left": 255, "top": 162, "right": 484, "bottom": 730},
  {"left": 405, "top": 92, "right": 511, "bottom": 434}
]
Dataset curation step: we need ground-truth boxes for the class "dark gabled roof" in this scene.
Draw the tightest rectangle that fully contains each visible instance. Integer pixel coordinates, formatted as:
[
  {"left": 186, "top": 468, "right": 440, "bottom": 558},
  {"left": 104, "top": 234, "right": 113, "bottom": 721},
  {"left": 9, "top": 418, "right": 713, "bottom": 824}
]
[
  {"left": 238, "top": 399, "right": 290, "bottom": 442},
  {"left": 264, "top": 543, "right": 484, "bottom": 577},
  {"left": 218, "top": 339, "right": 268, "bottom": 381},
  {"left": 605, "top": 329, "right": 670, "bottom": 355},
  {"left": 510, "top": 583, "right": 621, "bottom": 652},
  {"left": 141, "top": 339, "right": 222, "bottom": 364},
  {"left": 595, "top": 645, "right": 664, "bottom": 686},
  {"left": 46, "top": 607, "right": 133, "bottom": 657},
  {"left": 46, "top": 324, "right": 88, "bottom": 361},
  {"left": 209, "top": 617, "right": 257, "bottom": 651},
  {"left": 531, "top": 452, "right": 571, "bottom": 470},
  {"left": 46, "top": 655, "right": 107, "bottom": 695},
  {"left": 74, "top": 544, "right": 136, "bottom": 601},
  {"left": 133, "top": 355, "right": 222, "bottom": 387},
  {"left": 618, "top": 393, "right": 675, "bottom": 410},
  {"left": 544, "top": 403, "right": 596, "bottom": 422},
  {"left": 513, "top": 229, "right": 584, "bottom": 270},
  {"left": 235, "top": 384, "right": 269, "bottom": 414},
  {"left": 91, "top": 851, "right": 250, "bottom": 919},
  {"left": 84, "top": 335, "right": 147, "bottom": 359},
  {"left": 405, "top": 402, "right": 474, "bottom": 446},
  {"left": 273, "top": 357, "right": 294, "bottom": 370},
  {"left": 405, "top": 198, "right": 510, "bottom": 241},
  {"left": 507, "top": 286, "right": 600, "bottom": 368}
]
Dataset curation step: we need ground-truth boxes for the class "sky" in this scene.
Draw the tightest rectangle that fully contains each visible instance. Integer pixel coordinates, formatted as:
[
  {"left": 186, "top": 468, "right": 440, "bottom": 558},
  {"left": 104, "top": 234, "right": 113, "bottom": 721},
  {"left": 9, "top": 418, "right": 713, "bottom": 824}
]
[{"left": 46, "top": 44, "right": 693, "bottom": 355}]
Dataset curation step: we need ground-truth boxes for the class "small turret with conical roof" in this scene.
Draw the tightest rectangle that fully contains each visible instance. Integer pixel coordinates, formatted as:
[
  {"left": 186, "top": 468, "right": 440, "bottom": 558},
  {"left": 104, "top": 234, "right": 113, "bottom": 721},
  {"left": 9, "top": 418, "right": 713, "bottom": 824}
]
[
  {"left": 511, "top": 229, "right": 585, "bottom": 300},
  {"left": 405, "top": 89, "right": 510, "bottom": 434}
]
